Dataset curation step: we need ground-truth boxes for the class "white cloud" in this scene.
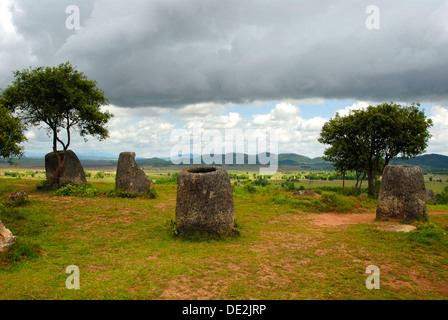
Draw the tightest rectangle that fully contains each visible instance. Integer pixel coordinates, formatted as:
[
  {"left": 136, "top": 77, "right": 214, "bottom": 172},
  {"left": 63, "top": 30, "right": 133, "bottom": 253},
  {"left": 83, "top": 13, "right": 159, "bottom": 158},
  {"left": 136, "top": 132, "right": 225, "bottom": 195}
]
[
  {"left": 177, "top": 102, "right": 226, "bottom": 120},
  {"left": 334, "top": 101, "right": 370, "bottom": 117},
  {"left": 427, "top": 105, "right": 448, "bottom": 156},
  {"left": 246, "top": 102, "right": 327, "bottom": 157},
  {"left": 19, "top": 101, "right": 448, "bottom": 159},
  {"left": 250, "top": 102, "right": 300, "bottom": 127}
]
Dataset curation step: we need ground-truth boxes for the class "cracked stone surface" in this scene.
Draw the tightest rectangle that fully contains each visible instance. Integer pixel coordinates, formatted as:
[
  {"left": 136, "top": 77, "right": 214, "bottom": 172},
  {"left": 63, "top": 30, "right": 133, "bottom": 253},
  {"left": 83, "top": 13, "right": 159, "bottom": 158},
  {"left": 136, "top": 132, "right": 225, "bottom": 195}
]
[
  {"left": 376, "top": 165, "right": 428, "bottom": 222},
  {"left": 0, "top": 219, "right": 16, "bottom": 252},
  {"left": 115, "top": 152, "right": 153, "bottom": 193},
  {"left": 45, "top": 150, "right": 87, "bottom": 186},
  {"left": 175, "top": 166, "right": 235, "bottom": 236}
]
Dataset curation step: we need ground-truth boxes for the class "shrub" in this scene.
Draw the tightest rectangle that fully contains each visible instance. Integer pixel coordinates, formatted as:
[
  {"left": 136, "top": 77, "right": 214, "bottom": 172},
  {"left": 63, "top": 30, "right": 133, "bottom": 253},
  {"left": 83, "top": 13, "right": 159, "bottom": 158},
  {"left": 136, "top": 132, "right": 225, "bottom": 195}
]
[
  {"left": 0, "top": 239, "right": 41, "bottom": 266},
  {"left": 54, "top": 184, "right": 98, "bottom": 197},
  {"left": 243, "top": 181, "right": 256, "bottom": 194},
  {"left": 253, "top": 177, "right": 270, "bottom": 187},
  {"left": 25, "top": 171, "right": 35, "bottom": 177},
  {"left": 435, "top": 186, "right": 448, "bottom": 205},
  {"left": 315, "top": 192, "right": 355, "bottom": 213},
  {"left": 106, "top": 187, "right": 158, "bottom": 199},
  {"left": 4, "top": 193, "right": 29, "bottom": 208},
  {"left": 94, "top": 171, "right": 105, "bottom": 179},
  {"left": 408, "top": 222, "right": 448, "bottom": 246},
  {"left": 36, "top": 180, "right": 56, "bottom": 191},
  {"left": 281, "top": 181, "right": 296, "bottom": 192}
]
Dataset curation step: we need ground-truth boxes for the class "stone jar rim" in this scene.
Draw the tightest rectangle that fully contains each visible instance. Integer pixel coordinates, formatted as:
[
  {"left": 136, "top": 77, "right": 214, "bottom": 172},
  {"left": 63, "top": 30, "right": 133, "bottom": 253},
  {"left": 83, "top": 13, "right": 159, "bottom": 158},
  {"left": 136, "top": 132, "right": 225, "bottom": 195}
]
[{"left": 185, "top": 166, "right": 219, "bottom": 174}]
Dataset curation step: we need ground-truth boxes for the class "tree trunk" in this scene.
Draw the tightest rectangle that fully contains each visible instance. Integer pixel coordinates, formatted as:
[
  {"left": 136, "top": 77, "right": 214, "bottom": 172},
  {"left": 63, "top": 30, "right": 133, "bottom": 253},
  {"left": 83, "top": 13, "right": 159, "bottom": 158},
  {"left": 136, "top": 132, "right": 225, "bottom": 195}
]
[
  {"left": 50, "top": 128, "right": 65, "bottom": 186},
  {"left": 52, "top": 151, "right": 66, "bottom": 186},
  {"left": 367, "top": 171, "right": 375, "bottom": 196},
  {"left": 359, "top": 173, "right": 366, "bottom": 193},
  {"left": 354, "top": 178, "right": 359, "bottom": 196},
  {"left": 52, "top": 128, "right": 58, "bottom": 153}
]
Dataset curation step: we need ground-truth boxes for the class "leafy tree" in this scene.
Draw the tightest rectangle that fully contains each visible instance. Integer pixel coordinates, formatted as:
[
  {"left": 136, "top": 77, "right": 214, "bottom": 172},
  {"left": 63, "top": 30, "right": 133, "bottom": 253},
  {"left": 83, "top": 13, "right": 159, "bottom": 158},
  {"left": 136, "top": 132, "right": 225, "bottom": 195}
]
[
  {"left": 319, "top": 102, "right": 433, "bottom": 195},
  {"left": 435, "top": 186, "right": 448, "bottom": 205},
  {"left": 0, "top": 103, "right": 27, "bottom": 164},
  {"left": 318, "top": 113, "right": 367, "bottom": 195},
  {"left": 1, "top": 62, "right": 113, "bottom": 153}
]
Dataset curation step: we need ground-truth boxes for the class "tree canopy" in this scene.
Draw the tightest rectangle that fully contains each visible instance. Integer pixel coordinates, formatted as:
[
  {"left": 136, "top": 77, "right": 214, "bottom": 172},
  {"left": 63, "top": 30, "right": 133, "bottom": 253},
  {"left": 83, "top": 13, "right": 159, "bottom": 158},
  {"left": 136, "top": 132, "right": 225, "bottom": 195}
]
[
  {"left": 1, "top": 62, "right": 113, "bottom": 153},
  {"left": 318, "top": 102, "right": 433, "bottom": 195},
  {"left": 0, "top": 103, "right": 27, "bottom": 164}
]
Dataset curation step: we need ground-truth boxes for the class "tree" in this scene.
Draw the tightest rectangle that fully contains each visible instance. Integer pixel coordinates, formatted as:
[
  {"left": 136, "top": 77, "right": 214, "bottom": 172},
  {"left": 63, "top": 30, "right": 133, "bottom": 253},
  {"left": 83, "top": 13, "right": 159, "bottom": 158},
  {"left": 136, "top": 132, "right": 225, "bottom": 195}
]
[
  {"left": 319, "top": 102, "right": 433, "bottom": 195},
  {"left": 0, "top": 103, "right": 27, "bottom": 164},
  {"left": 1, "top": 62, "right": 113, "bottom": 153},
  {"left": 318, "top": 113, "right": 366, "bottom": 194}
]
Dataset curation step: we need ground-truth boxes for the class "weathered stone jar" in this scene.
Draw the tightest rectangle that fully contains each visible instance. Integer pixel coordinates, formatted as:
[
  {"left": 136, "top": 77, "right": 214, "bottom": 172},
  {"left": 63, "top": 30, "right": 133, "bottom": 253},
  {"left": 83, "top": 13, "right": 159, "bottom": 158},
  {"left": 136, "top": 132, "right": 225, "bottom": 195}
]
[
  {"left": 45, "top": 150, "right": 87, "bottom": 186},
  {"left": 116, "top": 152, "right": 153, "bottom": 193},
  {"left": 376, "top": 165, "right": 428, "bottom": 222},
  {"left": 0, "top": 219, "right": 16, "bottom": 252},
  {"left": 175, "top": 166, "right": 235, "bottom": 236}
]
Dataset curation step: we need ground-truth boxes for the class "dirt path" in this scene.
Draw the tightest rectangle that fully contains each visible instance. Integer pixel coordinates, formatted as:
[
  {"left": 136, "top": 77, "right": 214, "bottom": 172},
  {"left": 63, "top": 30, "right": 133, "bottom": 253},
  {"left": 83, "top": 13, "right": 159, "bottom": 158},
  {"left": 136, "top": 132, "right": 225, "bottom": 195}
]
[
  {"left": 313, "top": 213, "right": 375, "bottom": 226},
  {"left": 313, "top": 211, "right": 448, "bottom": 227}
]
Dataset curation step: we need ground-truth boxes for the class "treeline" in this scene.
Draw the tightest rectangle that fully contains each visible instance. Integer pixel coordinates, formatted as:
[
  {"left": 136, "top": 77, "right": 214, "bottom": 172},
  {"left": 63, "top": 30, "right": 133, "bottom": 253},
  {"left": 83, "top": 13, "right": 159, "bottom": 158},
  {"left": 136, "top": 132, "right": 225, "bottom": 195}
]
[{"left": 281, "top": 171, "right": 366, "bottom": 181}]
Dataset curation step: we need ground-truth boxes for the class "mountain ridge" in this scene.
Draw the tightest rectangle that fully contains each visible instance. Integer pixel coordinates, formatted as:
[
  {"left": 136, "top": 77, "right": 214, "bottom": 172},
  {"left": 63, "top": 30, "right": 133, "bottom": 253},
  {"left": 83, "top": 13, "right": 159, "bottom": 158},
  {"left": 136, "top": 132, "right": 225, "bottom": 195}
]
[{"left": 1, "top": 153, "right": 448, "bottom": 171}]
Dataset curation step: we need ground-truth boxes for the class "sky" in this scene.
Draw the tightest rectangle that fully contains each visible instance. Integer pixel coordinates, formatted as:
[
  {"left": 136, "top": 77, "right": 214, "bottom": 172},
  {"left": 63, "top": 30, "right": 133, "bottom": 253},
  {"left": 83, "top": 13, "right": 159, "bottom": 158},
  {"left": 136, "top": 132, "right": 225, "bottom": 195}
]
[{"left": 1, "top": 0, "right": 448, "bottom": 159}]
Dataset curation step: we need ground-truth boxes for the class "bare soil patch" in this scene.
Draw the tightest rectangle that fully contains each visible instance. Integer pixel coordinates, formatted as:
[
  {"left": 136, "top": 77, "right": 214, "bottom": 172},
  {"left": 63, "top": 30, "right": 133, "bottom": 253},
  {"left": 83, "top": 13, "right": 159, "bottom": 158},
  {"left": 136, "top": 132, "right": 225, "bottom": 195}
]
[{"left": 313, "top": 212, "right": 375, "bottom": 227}]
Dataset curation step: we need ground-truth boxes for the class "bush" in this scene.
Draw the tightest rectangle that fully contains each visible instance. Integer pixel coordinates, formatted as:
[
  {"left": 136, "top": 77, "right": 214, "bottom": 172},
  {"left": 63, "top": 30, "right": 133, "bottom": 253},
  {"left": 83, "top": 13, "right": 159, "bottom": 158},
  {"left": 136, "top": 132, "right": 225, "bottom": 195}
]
[
  {"left": 106, "top": 187, "right": 158, "bottom": 199},
  {"left": 4, "top": 171, "right": 21, "bottom": 177},
  {"left": 54, "top": 184, "right": 98, "bottom": 197},
  {"left": 313, "top": 192, "right": 355, "bottom": 213},
  {"left": 4, "top": 193, "right": 29, "bottom": 208},
  {"left": 36, "top": 180, "right": 56, "bottom": 191},
  {"left": 25, "top": 171, "right": 35, "bottom": 177},
  {"left": 281, "top": 181, "right": 296, "bottom": 192},
  {"left": 0, "top": 239, "right": 41, "bottom": 266},
  {"left": 435, "top": 186, "right": 448, "bottom": 205},
  {"left": 408, "top": 222, "right": 448, "bottom": 246},
  {"left": 243, "top": 181, "right": 256, "bottom": 194},
  {"left": 253, "top": 177, "right": 270, "bottom": 187},
  {"left": 94, "top": 172, "right": 105, "bottom": 179},
  {"left": 271, "top": 191, "right": 357, "bottom": 213}
]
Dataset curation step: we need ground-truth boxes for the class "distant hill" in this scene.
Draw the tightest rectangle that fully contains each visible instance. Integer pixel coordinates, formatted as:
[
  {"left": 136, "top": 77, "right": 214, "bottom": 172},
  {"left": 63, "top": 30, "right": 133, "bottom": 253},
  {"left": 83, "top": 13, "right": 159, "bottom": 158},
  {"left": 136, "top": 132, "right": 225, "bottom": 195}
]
[
  {"left": 390, "top": 154, "right": 448, "bottom": 170},
  {"left": 1, "top": 153, "right": 448, "bottom": 171},
  {"left": 277, "top": 153, "right": 328, "bottom": 165}
]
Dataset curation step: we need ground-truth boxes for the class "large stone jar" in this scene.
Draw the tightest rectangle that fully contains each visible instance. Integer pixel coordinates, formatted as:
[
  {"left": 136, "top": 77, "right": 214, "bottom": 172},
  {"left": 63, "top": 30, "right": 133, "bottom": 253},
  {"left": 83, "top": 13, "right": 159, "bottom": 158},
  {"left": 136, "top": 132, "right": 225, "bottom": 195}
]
[
  {"left": 376, "top": 165, "right": 428, "bottom": 222},
  {"left": 0, "top": 219, "right": 16, "bottom": 252},
  {"left": 115, "top": 152, "right": 153, "bottom": 193},
  {"left": 45, "top": 150, "right": 87, "bottom": 186},
  {"left": 175, "top": 166, "right": 235, "bottom": 236}
]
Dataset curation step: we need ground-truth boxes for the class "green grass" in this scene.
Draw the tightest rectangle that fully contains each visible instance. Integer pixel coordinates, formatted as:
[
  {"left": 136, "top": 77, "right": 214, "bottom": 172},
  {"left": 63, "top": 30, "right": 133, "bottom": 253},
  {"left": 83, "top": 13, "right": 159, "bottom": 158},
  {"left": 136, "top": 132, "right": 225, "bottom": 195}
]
[{"left": 1, "top": 176, "right": 448, "bottom": 300}]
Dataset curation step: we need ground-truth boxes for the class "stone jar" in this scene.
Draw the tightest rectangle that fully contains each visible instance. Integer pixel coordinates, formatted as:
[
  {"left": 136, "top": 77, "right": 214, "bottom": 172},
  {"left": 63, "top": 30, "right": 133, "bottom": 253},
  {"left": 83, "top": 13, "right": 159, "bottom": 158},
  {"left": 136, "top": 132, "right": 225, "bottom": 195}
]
[
  {"left": 175, "top": 166, "right": 235, "bottom": 236},
  {"left": 376, "top": 165, "right": 428, "bottom": 222},
  {"left": 45, "top": 150, "right": 87, "bottom": 186},
  {"left": 115, "top": 152, "right": 153, "bottom": 193},
  {"left": 0, "top": 219, "right": 17, "bottom": 252}
]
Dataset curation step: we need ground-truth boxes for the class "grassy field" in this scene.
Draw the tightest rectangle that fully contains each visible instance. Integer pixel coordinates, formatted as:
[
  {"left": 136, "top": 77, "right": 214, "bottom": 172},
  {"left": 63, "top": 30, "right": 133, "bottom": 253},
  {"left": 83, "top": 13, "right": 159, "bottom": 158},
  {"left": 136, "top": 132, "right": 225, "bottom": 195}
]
[{"left": 1, "top": 172, "right": 448, "bottom": 300}]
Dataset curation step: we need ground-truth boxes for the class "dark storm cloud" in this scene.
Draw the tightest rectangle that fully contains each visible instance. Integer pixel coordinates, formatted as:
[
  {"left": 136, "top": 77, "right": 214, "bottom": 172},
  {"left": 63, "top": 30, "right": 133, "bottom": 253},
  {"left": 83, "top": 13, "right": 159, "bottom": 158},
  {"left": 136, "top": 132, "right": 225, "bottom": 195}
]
[{"left": 4, "top": 0, "right": 448, "bottom": 108}]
